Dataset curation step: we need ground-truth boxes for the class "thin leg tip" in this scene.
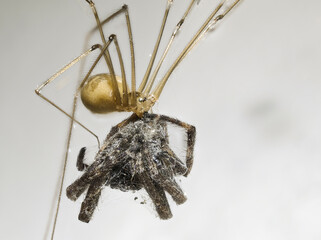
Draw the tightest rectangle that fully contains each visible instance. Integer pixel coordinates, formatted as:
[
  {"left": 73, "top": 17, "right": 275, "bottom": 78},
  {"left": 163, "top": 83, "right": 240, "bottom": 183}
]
[{"left": 85, "top": 0, "right": 94, "bottom": 5}]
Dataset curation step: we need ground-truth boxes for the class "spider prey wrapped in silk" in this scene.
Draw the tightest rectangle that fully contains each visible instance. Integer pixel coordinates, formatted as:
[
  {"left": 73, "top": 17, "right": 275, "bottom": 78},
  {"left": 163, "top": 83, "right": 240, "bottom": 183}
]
[{"left": 66, "top": 113, "right": 195, "bottom": 222}]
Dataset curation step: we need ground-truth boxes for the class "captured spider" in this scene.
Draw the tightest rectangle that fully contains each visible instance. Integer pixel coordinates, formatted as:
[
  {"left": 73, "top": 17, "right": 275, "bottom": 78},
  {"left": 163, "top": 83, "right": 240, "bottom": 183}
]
[
  {"left": 35, "top": 0, "right": 241, "bottom": 238},
  {"left": 66, "top": 113, "right": 196, "bottom": 222}
]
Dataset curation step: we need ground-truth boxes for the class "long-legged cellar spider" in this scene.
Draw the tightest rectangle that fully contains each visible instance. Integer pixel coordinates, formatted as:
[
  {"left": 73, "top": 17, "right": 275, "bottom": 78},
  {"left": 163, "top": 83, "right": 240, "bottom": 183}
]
[{"left": 36, "top": 0, "right": 241, "bottom": 238}]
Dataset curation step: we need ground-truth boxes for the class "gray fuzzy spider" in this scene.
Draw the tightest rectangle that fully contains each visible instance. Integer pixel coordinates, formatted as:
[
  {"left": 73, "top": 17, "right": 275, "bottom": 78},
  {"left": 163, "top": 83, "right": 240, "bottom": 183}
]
[{"left": 66, "top": 113, "right": 195, "bottom": 222}]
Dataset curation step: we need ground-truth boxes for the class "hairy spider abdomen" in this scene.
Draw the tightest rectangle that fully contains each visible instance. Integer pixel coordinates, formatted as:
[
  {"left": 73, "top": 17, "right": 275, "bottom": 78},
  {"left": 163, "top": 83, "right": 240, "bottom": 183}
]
[{"left": 66, "top": 113, "right": 195, "bottom": 222}]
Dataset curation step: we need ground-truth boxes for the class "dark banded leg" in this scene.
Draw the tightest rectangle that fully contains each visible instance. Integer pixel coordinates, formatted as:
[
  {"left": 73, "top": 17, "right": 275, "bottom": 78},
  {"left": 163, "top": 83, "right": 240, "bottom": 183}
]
[
  {"left": 162, "top": 146, "right": 188, "bottom": 175},
  {"left": 66, "top": 158, "right": 110, "bottom": 201},
  {"left": 68, "top": 114, "right": 138, "bottom": 201},
  {"left": 149, "top": 158, "right": 187, "bottom": 205},
  {"left": 76, "top": 147, "right": 88, "bottom": 171},
  {"left": 143, "top": 141, "right": 187, "bottom": 206},
  {"left": 139, "top": 172, "right": 172, "bottom": 220},
  {"left": 159, "top": 115, "right": 196, "bottom": 176},
  {"left": 78, "top": 176, "right": 107, "bottom": 223},
  {"left": 162, "top": 179, "right": 186, "bottom": 204}
]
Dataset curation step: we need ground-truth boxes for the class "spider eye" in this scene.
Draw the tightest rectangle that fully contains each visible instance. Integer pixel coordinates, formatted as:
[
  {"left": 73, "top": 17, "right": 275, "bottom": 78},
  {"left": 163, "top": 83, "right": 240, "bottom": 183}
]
[{"left": 138, "top": 97, "right": 146, "bottom": 102}]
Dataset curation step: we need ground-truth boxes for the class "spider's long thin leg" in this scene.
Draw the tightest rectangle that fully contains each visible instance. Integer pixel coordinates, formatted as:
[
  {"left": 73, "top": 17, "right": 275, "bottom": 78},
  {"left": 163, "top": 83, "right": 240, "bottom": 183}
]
[
  {"left": 138, "top": 0, "right": 174, "bottom": 92},
  {"left": 139, "top": 172, "right": 172, "bottom": 220},
  {"left": 77, "top": 35, "right": 125, "bottom": 108},
  {"left": 37, "top": 42, "right": 107, "bottom": 235},
  {"left": 123, "top": 5, "right": 136, "bottom": 107},
  {"left": 152, "top": 0, "right": 241, "bottom": 100},
  {"left": 158, "top": 115, "right": 196, "bottom": 177},
  {"left": 113, "top": 35, "right": 129, "bottom": 107},
  {"left": 86, "top": 1, "right": 136, "bottom": 107},
  {"left": 98, "top": 35, "right": 122, "bottom": 106},
  {"left": 35, "top": 45, "right": 101, "bottom": 145},
  {"left": 142, "top": 0, "right": 197, "bottom": 96},
  {"left": 85, "top": 1, "right": 120, "bottom": 106},
  {"left": 36, "top": 35, "right": 121, "bottom": 146},
  {"left": 35, "top": 45, "right": 110, "bottom": 240}
]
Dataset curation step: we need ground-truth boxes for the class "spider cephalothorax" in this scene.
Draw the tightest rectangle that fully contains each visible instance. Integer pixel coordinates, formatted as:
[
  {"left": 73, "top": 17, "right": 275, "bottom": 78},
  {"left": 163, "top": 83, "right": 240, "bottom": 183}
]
[{"left": 66, "top": 113, "right": 196, "bottom": 222}]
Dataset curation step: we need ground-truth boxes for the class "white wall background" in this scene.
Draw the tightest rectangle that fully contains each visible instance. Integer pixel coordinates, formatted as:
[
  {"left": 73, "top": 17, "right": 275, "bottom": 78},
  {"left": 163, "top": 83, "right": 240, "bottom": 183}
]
[{"left": 1, "top": 0, "right": 321, "bottom": 239}]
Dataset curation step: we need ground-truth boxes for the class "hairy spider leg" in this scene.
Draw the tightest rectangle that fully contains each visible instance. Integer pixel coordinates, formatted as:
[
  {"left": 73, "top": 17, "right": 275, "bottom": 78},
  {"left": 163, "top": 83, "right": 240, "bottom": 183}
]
[
  {"left": 75, "top": 114, "right": 139, "bottom": 173},
  {"left": 139, "top": 171, "right": 172, "bottom": 220},
  {"left": 66, "top": 157, "right": 108, "bottom": 201},
  {"left": 156, "top": 177, "right": 187, "bottom": 205},
  {"left": 162, "top": 145, "right": 188, "bottom": 175},
  {"left": 78, "top": 167, "right": 110, "bottom": 223},
  {"left": 67, "top": 114, "right": 140, "bottom": 222},
  {"left": 68, "top": 153, "right": 133, "bottom": 223},
  {"left": 67, "top": 114, "right": 138, "bottom": 200},
  {"left": 143, "top": 149, "right": 187, "bottom": 205},
  {"left": 162, "top": 124, "right": 189, "bottom": 175},
  {"left": 151, "top": 114, "right": 196, "bottom": 176},
  {"left": 77, "top": 147, "right": 88, "bottom": 171}
]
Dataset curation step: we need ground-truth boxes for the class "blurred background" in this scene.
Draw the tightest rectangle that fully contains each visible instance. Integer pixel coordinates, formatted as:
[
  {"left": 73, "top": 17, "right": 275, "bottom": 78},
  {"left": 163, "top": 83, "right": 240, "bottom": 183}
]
[{"left": 1, "top": 0, "right": 321, "bottom": 239}]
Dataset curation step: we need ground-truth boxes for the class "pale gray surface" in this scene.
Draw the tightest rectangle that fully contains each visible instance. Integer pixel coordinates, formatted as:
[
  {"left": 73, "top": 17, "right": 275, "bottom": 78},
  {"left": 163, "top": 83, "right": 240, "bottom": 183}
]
[{"left": 1, "top": 0, "right": 321, "bottom": 239}]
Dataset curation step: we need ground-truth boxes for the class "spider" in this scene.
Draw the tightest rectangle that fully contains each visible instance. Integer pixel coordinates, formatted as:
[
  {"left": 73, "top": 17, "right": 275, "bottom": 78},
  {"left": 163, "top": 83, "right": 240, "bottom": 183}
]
[
  {"left": 66, "top": 112, "right": 196, "bottom": 222},
  {"left": 35, "top": 0, "right": 241, "bottom": 237}
]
